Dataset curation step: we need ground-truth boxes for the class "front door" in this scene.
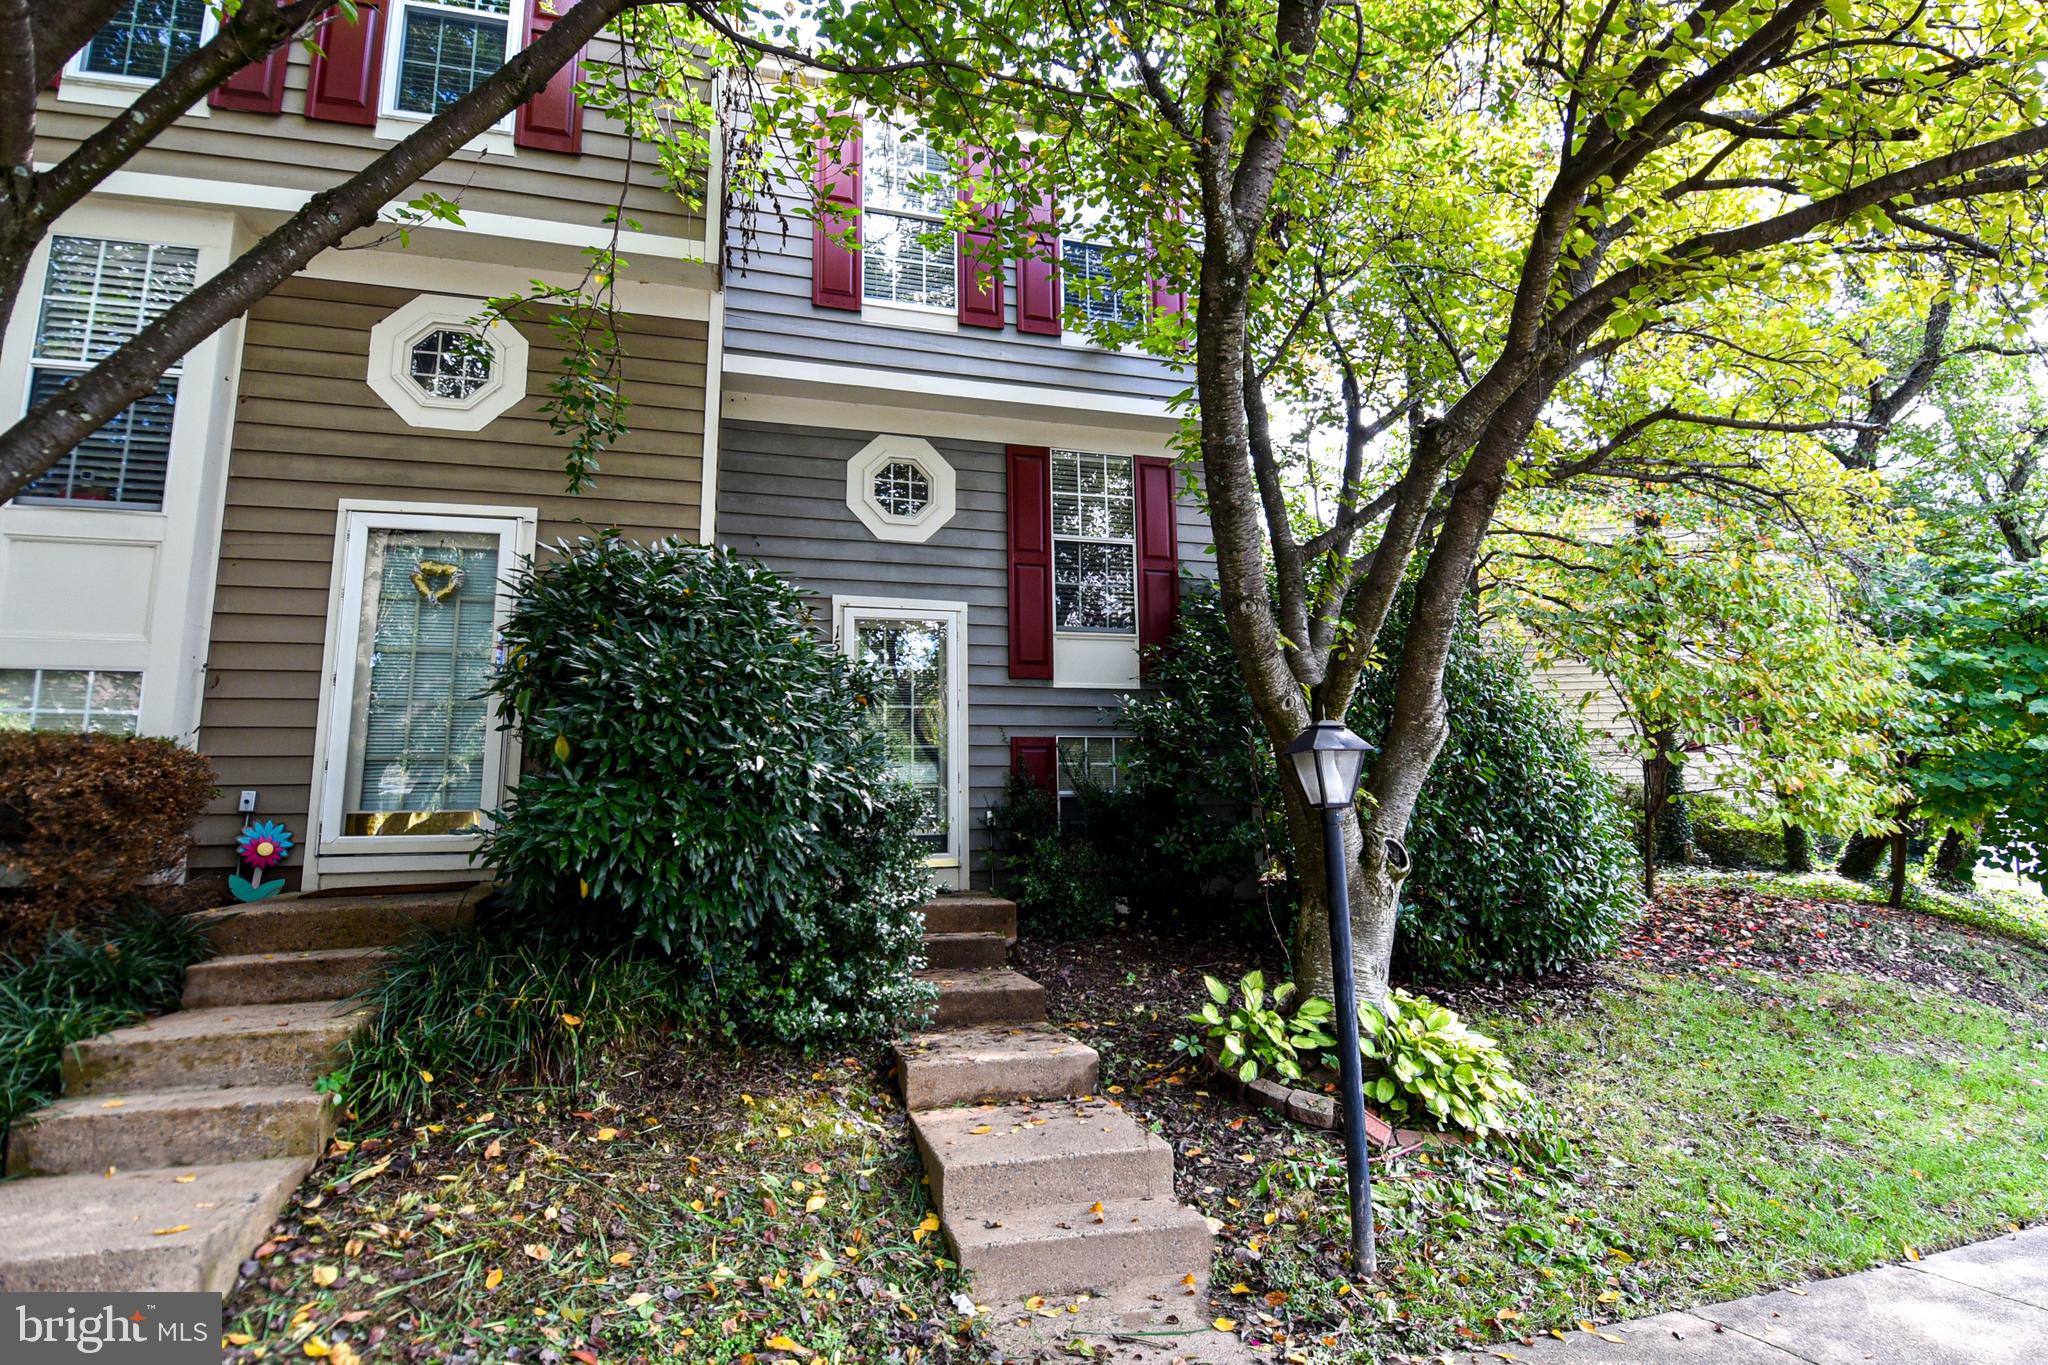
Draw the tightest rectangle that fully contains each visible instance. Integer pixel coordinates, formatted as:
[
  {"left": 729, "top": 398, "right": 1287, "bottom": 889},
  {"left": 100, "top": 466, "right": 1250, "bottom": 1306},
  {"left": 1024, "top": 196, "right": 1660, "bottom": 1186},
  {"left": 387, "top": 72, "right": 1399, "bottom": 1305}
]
[{"left": 834, "top": 598, "right": 968, "bottom": 889}]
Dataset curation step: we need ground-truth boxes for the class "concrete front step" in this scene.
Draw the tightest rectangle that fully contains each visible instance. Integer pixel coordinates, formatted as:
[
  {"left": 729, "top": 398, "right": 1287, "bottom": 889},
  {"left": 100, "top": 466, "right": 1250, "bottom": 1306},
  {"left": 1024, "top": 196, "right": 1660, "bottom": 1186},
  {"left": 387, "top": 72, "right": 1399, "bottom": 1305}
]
[
  {"left": 0, "top": 1159, "right": 311, "bottom": 1291},
  {"left": 917, "top": 968, "right": 1046, "bottom": 1028},
  {"left": 946, "top": 1197, "right": 1215, "bottom": 1304},
  {"left": 186, "top": 889, "right": 477, "bottom": 956},
  {"left": 923, "top": 931, "right": 1010, "bottom": 970},
  {"left": 912, "top": 1098, "right": 1175, "bottom": 1221},
  {"left": 894, "top": 1024, "right": 1100, "bottom": 1109},
  {"left": 182, "top": 946, "right": 387, "bottom": 1008},
  {"left": 5, "top": 1085, "right": 335, "bottom": 1177},
  {"left": 916, "top": 895, "right": 1018, "bottom": 942},
  {"left": 62, "top": 1001, "right": 367, "bottom": 1096}
]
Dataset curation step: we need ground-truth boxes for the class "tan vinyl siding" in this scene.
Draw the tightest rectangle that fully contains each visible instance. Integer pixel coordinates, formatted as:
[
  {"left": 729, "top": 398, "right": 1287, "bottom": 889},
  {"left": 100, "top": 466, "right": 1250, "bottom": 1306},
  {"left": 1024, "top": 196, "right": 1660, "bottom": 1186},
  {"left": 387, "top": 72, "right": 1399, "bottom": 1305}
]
[
  {"left": 192, "top": 276, "right": 707, "bottom": 878},
  {"left": 36, "top": 39, "right": 706, "bottom": 245},
  {"left": 1529, "top": 653, "right": 1639, "bottom": 778}
]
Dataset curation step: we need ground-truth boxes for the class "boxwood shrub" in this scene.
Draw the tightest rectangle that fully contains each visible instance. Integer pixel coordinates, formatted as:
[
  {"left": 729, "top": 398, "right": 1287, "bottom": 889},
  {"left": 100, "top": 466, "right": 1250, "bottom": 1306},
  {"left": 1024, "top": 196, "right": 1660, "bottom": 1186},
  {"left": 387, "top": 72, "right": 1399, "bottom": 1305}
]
[{"left": 481, "top": 537, "right": 934, "bottom": 1042}]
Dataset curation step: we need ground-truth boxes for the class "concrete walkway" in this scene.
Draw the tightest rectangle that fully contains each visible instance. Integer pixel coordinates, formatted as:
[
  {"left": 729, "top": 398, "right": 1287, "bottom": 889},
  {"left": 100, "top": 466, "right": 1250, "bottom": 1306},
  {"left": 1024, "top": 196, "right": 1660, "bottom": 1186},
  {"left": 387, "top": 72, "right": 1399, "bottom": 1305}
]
[{"left": 1459, "top": 1225, "right": 2048, "bottom": 1364}]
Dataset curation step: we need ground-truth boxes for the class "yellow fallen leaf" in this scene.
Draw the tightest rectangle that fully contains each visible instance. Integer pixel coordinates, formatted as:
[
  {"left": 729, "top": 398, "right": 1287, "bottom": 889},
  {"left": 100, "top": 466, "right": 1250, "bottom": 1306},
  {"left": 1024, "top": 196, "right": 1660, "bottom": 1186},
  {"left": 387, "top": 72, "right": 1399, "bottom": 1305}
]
[
  {"left": 485, "top": 1267, "right": 503, "bottom": 1289},
  {"left": 609, "top": 1251, "right": 634, "bottom": 1266},
  {"left": 764, "top": 1334, "right": 806, "bottom": 1352},
  {"left": 969, "top": 1125, "right": 993, "bottom": 1135},
  {"left": 151, "top": 1225, "right": 191, "bottom": 1236},
  {"left": 312, "top": 1264, "right": 338, "bottom": 1287},
  {"left": 912, "top": 1213, "right": 940, "bottom": 1244},
  {"left": 596, "top": 1127, "right": 619, "bottom": 1141},
  {"left": 805, "top": 1192, "right": 827, "bottom": 1213},
  {"left": 560, "top": 1014, "right": 582, "bottom": 1027},
  {"left": 523, "top": 1243, "right": 551, "bottom": 1261},
  {"left": 1229, "top": 1282, "right": 1252, "bottom": 1295},
  {"left": 175, "top": 1175, "right": 196, "bottom": 1184},
  {"left": 223, "top": 1333, "right": 254, "bottom": 1346},
  {"left": 1213, "top": 1317, "right": 1237, "bottom": 1333},
  {"left": 624, "top": 1292, "right": 653, "bottom": 1307},
  {"left": 1597, "top": 1334, "right": 1627, "bottom": 1345},
  {"left": 302, "top": 1338, "right": 331, "bottom": 1359},
  {"left": 1024, "top": 1296, "right": 1045, "bottom": 1310},
  {"left": 1904, "top": 1244, "right": 1921, "bottom": 1261},
  {"left": 419, "top": 1070, "right": 434, "bottom": 1084},
  {"left": 99, "top": 1100, "right": 126, "bottom": 1109},
  {"left": 330, "top": 1344, "right": 361, "bottom": 1365}
]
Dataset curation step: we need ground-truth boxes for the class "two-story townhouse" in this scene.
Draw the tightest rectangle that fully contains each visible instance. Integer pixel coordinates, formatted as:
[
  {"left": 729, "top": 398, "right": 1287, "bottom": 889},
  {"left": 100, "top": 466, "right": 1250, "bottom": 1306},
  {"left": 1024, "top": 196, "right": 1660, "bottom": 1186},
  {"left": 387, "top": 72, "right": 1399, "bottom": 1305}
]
[
  {"left": 4, "top": 0, "right": 720, "bottom": 893},
  {"left": 713, "top": 116, "right": 1207, "bottom": 890}
]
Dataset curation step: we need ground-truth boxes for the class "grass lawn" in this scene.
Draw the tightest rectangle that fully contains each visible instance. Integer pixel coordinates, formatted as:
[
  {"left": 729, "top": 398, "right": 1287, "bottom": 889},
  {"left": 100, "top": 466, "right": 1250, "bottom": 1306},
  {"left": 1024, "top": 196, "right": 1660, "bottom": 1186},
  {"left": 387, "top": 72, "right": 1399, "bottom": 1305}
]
[{"left": 219, "top": 870, "right": 2048, "bottom": 1364}]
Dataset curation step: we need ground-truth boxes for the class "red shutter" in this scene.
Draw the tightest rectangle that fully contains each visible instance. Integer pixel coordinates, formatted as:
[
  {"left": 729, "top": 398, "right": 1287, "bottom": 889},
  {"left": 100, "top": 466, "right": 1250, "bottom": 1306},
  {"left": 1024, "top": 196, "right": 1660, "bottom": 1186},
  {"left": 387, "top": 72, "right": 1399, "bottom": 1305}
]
[
  {"left": 1016, "top": 190, "right": 1060, "bottom": 336},
  {"left": 1007, "top": 445, "right": 1054, "bottom": 680},
  {"left": 957, "top": 144, "right": 1003, "bottom": 329},
  {"left": 1150, "top": 274, "right": 1187, "bottom": 320},
  {"left": 516, "top": 0, "right": 583, "bottom": 153},
  {"left": 1011, "top": 737, "right": 1058, "bottom": 795},
  {"left": 305, "top": 0, "right": 386, "bottom": 126},
  {"left": 812, "top": 115, "right": 863, "bottom": 310},
  {"left": 1135, "top": 456, "right": 1181, "bottom": 676},
  {"left": 210, "top": 44, "right": 288, "bottom": 114}
]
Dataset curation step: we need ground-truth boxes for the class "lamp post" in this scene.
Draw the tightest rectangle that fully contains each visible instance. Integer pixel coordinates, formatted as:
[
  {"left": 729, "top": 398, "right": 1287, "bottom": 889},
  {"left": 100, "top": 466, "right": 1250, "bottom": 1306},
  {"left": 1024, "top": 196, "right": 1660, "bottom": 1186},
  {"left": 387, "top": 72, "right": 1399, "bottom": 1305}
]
[{"left": 1281, "top": 718, "right": 1379, "bottom": 1276}]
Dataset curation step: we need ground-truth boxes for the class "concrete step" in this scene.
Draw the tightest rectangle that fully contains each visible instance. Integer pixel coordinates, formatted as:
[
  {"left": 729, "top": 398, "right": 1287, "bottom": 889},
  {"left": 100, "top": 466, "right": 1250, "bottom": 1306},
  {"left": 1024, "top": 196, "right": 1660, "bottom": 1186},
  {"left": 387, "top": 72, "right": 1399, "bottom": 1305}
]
[
  {"left": 990, "top": 1288, "right": 1264, "bottom": 1363},
  {"left": 946, "top": 1197, "right": 1214, "bottom": 1305},
  {"left": 912, "top": 1098, "right": 1175, "bottom": 1221},
  {"left": 62, "top": 1002, "right": 368, "bottom": 1096},
  {"left": 894, "top": 1025, "right": 1100, "bottom": 1110},
  {"left": 916, "top": 895, "right": 1018, "bottom": 942},
  {"left": 185, "top": 889, "right": 478, "bottom": 956},
  {"left": 923, "top": 931, "right": 1010, "bottom": 970},
  {"left": 182, "top": 946, "right": 386, "bottom": 1008},
  {"left": 917, "top": 968, "right": 1046, "bottom": 1028},
  {"left": 0, "top": 1159, "right": 312, "bottom": 1291},
  {"left": 5, "top": 1085, "right": 335, "bottom": 1177}
]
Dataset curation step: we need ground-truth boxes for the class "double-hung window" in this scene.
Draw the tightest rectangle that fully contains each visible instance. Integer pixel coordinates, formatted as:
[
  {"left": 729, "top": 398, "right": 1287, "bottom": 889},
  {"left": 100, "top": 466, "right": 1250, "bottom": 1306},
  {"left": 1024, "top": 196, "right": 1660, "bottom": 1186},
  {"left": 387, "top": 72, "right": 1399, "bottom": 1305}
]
[
  {"left": 1051, "top": 449, "right": 1137, "bottom": 634},
  {"left": 74, "top": 0, "right": 214, "bottom": 83},
  {"left": 1062, "top": 238, "right": 1136, "bottom": 333},
  {"left": 389, "top": 0, "right": 515, "bottom": 118},
  {"left": 862, "top": 124, "right": 955, "bottom": 312},
  {"left": 0, "top": 669, "right": 143, "bottom": 735},
  {"left": 1056, "top": 734, "right": 1125, "bottom": 832},
  {"left": 19, "top": 236, "right": 198, "bottom": 511}
]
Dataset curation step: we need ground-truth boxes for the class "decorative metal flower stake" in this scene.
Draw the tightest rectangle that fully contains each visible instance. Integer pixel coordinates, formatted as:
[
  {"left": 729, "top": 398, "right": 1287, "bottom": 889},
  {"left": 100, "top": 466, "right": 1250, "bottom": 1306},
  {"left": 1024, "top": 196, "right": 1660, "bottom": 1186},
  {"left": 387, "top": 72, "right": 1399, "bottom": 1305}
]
[{"left": 231, "top": 821, "right": 295, "bottom": 902}]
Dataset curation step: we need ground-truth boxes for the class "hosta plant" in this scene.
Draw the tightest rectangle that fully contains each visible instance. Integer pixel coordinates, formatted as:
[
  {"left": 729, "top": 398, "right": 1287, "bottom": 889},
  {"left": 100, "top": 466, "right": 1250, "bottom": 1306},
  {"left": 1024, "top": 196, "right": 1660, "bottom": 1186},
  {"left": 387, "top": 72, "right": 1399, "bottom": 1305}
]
[
  {"left": 1182, "top": 970, "right": 1336, "bottom": 1084},
  {"left": 1352, "top": 989, "right": 1531, "bottom": 1139}
]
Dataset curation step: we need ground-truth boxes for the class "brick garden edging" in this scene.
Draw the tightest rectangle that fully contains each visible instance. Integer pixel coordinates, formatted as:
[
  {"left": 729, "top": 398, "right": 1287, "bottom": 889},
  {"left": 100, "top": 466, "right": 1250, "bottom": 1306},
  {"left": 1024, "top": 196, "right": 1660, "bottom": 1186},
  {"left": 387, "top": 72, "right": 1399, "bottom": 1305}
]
[{"left": 1202, "top": 1042, "right": 1463, "bottom": 1151}]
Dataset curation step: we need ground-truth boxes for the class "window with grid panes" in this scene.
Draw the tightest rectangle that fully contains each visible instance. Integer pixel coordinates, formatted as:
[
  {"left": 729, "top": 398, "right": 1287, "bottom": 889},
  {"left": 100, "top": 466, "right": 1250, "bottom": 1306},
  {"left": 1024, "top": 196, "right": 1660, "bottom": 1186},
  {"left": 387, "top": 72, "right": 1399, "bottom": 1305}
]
[
  {"left": 341, "top": 529, "right": 501, "bottom": 836},
  {"left": 77, "top": 0, "right": 211, "bottom": 82},
  {"left": 0, "top": 669, "right": 142, "bottom": 735},
  {"left": 1055, "top": 735, "right": 1125, "bottom": 832},
  {"left": 391, "top": 0, "right": 513, "bottom": 117},
  {"left": 1062, "top": 239, "right": 1136, "bottom": 331},
  {"left": 862, "top": 125, "right": 956, "bottom": 310},
  {"left": 19, "top": 236, "right": 197, "bottom": 510},
  {"left": 1051, "top": 449, "right": 1137, "bottom": 633}
]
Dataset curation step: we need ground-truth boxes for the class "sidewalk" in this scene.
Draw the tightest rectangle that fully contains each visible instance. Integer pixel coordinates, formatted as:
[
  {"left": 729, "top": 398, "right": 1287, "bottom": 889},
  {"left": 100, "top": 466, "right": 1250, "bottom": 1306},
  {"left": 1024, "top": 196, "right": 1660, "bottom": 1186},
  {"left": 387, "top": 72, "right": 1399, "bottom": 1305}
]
[{"left": 1458, "top": 1225, "right": 2048, "bottom": 1364}]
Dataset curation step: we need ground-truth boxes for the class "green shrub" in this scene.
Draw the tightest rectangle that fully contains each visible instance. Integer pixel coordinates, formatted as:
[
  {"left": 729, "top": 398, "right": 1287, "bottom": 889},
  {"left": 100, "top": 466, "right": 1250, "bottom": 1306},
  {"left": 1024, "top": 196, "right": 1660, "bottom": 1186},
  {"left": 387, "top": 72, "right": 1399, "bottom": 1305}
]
[
  {"left": 480, "top": 537, "right": 934, "bottom": 1043},
  {"left": 328, "top": 916, "right": 699, "bottom": 1123},
  {"left": 988, "top": 774, "right": 1118, "bottom": 938},
  {"left": 1688, "top": 793, "right": 1787, "bottom": 870},
  {"left": 0, "top": 733, "right": 217, "bottom": 956},
  {"left": 1356, "top": 602, "right": 1641, "bottom": 980},
  {"left": 0, "top": 902, "right": 211, "bottom": 1137},
  {"left": 1354, "top": 988, "right": 1530, "bottom": 1139}
]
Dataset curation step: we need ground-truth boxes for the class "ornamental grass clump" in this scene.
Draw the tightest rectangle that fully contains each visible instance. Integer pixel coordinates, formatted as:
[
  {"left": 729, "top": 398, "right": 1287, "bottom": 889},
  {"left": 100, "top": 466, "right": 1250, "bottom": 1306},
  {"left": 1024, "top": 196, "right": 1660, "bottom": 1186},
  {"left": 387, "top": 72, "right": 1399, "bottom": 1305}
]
[{"left": 480, "top": 537, "right": 934, "bottom": 1043}]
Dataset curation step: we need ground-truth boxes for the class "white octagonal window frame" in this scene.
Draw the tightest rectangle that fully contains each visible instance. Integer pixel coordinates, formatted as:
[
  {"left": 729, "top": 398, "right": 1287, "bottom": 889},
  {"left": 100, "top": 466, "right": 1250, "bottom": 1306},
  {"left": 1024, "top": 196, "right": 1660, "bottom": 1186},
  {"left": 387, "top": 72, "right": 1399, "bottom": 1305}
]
[
  {"left": 366, "top": 294, "right": 529, "bottom": 431},
  {"left": 847, "top": 434, "right": 956, "bottom": 543}
]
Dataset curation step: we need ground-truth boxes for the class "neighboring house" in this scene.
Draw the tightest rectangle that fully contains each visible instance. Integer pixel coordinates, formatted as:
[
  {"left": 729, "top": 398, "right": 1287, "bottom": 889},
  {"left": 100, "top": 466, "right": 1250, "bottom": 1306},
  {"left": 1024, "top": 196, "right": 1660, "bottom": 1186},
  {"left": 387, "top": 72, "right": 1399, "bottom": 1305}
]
[
  {"left": 5, "top": 0, "right": 718, "bottom": 892},
  {"left": 715, "top": 116, "right": 1204, "bottom": 889},
  {"left": 1529, "top": 656, "right": 1639, "bottom": 779}
]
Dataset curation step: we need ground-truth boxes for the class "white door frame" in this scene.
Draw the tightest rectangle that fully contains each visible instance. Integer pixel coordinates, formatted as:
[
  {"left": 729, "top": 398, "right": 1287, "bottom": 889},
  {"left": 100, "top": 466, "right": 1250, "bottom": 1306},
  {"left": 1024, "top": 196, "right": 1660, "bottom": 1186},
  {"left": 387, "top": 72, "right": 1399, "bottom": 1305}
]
[
  {"left": 306, "top": 499, "right": 536, "bottom": 888},
  {"left": 832, "top": 595, "right": 970, "bottom": 890}
]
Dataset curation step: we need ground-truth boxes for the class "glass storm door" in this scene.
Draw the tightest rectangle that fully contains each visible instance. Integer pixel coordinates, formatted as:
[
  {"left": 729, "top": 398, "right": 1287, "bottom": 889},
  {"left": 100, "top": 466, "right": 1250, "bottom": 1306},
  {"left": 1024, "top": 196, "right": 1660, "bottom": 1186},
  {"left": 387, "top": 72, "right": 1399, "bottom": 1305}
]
[
  {"left": 319, "top": 510, "right": 521, "bottom": 853},
  {"left": 837, "top": 600, "right": 967, "bottom": 886}
]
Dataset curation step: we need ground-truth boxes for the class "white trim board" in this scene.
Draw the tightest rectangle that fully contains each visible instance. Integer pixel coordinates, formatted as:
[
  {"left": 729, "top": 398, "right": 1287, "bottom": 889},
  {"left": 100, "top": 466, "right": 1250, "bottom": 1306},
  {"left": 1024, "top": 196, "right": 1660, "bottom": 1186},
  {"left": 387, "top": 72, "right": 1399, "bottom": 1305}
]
[
  {"left": 699, "top": 292, "right": 726, "bottom": 543},
  {"left": 722, "top": 388, "right": 1182, "bottom": 459},
  {"left": 296, "top": 250, "right": 713, "bottom": 321},
  {"left": 722, "top": 353, "right": 1184, "bottom": 426}
]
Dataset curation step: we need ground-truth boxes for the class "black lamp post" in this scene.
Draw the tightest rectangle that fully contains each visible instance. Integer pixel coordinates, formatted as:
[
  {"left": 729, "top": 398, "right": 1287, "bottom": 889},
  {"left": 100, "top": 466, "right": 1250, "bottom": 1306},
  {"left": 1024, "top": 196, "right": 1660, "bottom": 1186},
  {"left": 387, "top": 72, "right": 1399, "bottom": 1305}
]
[{"left": 1281, "top": 718, "right": 1378, "bottom": 1276}]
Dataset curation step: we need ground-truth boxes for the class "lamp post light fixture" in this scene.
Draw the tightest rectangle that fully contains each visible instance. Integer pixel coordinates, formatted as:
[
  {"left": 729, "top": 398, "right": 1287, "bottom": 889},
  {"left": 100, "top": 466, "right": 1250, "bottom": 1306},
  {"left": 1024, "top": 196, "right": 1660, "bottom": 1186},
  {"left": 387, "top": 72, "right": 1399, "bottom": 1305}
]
[{"left": 1281, "top": 718, "right": 1379, "bottom": 1275}]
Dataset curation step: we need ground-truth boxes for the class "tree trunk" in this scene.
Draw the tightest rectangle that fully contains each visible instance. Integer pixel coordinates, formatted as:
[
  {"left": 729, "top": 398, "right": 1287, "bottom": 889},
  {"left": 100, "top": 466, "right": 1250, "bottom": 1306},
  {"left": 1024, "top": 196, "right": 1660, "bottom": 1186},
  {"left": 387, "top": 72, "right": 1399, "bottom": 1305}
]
[
  {"left": 1782, "top": 822, "right": 1812, "bottom": 873},
  {"left": 1639, "top": 732, "right": 1677, "bottom": 900},
  {"left": 1286, "top": 791, "right": 1388, "bottom": 1006},
  {"left": 1837, "top": 832, "right": 1888, "bottom": 880},
  {"left": 1888, "top": 825, "right": 1909, "bottom": 909},
  {"left": 1931, "top": 825, "right": 1974, "bottom": 882}
]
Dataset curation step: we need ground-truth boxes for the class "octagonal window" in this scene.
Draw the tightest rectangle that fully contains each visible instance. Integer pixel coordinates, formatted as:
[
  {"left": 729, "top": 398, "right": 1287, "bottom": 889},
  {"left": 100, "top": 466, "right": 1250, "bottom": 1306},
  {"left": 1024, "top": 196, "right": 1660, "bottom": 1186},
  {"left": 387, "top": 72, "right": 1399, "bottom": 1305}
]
[
  {"left": 873, "top": 461, "right": 933, "bottom": 518},
  {"left": 408, "top": 328, "right": 492, "bottom": 402}
]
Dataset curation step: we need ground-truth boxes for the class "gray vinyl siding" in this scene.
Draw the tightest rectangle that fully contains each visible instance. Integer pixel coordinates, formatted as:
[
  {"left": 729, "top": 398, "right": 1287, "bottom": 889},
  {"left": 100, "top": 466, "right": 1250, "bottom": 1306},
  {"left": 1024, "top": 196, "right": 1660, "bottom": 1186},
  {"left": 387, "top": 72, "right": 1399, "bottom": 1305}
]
[
  {"left": 718, "top": 419, "right": 1210, "bottom": 885},
  {"left": 724, "top": 167, "right": 1188, "bottom": 403}
]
